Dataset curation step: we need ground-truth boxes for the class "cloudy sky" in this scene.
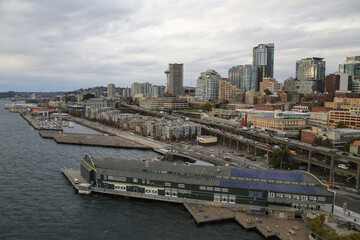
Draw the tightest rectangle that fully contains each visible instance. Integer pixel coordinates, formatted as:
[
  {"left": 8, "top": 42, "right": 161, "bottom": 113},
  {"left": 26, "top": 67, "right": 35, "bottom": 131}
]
[{"left": 0, "top": 0, "right": 359, "bottom": 92}]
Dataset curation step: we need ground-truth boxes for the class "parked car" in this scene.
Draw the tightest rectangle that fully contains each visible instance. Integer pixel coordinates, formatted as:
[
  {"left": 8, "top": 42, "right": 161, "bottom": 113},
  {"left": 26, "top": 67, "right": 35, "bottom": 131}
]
[{"left": 338, "top": 164, "right": 349, "bottom": 170}]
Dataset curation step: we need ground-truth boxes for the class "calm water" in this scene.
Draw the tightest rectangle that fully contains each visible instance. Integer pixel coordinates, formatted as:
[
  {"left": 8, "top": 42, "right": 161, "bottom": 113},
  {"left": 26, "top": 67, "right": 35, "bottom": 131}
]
[{"left": 0, "top": 100, "right": 265, "bottom": 240}]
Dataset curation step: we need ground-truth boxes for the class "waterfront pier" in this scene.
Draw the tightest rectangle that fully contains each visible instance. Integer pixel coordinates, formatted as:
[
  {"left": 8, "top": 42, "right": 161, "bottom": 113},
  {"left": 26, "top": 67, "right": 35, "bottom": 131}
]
[{"left": 40, "top": 131, "right": 149, "bottom": 149}]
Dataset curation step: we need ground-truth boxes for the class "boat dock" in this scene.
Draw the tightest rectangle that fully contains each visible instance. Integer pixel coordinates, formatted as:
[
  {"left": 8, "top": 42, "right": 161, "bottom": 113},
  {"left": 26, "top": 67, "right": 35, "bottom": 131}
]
[
  {"left": 40, "top": 131, "right": 149, "bottom": 149},
  {"left": 62, "top": 168, "right": 308, "bottom": 240}
]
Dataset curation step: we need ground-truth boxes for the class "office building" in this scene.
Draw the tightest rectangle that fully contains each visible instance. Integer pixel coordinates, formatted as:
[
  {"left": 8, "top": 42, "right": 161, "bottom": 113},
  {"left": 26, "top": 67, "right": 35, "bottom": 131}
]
[
  {"left": 107, "top": 83, "right": 115, "bottom": 98},
  {"left": 166, "top": 63, "right": 183, "bottom": 97},
  {"left": 296, "top": 57, "right": 326, "bottom": 82},
  {"left": 339, "top": 56, "right": 360, "bottom": 80},
  {"left": 253, "top": 43, "right": 274, "bottom": 91},
  {"left": 228, "top": 65, "right": 243, "bottom": 88},
  {"left": 243, "top": 64, "right": 257, "bottom": 92},
  {"left": 196, "top": 69, "right": 221, "bottom": 101}
]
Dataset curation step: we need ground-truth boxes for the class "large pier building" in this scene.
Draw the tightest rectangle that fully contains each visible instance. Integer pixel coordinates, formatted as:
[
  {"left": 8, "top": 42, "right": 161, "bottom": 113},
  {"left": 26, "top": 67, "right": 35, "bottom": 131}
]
[{"left": 80, "top": 155, "right": 334, "bottom": 211}]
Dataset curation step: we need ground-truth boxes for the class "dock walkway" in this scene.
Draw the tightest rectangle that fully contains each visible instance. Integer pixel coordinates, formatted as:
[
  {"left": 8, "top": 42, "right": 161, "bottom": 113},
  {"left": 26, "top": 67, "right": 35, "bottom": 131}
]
[{"left": 40, "top": 131, "right": 149, "bottom": 149}]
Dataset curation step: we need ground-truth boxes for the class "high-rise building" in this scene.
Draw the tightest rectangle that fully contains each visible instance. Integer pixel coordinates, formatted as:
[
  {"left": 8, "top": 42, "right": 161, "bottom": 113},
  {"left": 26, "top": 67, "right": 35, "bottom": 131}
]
[
  {"left": 253, "top": 43, "right": 274, "bottom": 91},
  {"left": 228, "top": 64, "right": 257, "bottom": 92},
  {"left": 107, "top": 83, "right": 115, "bottom": 98},
  {"left": 122, "top": 88, "right": 131, "bottom": 98},
  {"left": 196, "top": 69, "right": 221, "bottom": 101},
  {"left": 228, "top": 65, "right": 243, "bottom": 88},
  {"left": 131, "top": 82, "right": 151, "bottom": 96},
  {"left": 243, "top": 64, "right": 257, "bottom": 92},
  {"left": 296, "top": 57, "right": 326, "bottom": 81},
  {"left": 339, "top": 56, "right": 360, "bottom": 80},
  {"left": 166, "top": 63, "right": 183, "bottom": 97},
  {"left": 151, "top": 85, "right": 165, "bottom": 97},
  {"left": 218, "top": 78, "right": 242, "bottom": 102}
]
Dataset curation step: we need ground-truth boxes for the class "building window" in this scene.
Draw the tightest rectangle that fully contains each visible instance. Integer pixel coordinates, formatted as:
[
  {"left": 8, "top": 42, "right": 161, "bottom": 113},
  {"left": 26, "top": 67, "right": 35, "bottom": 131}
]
[
  {"left": 229, "top": 195, "right": 236, "bottom": 204},
  {"left": 145, "top": 188, "right": 152, "bottom": 194},
  {"left": 133, "top": 178, "right": 138, "bottom": 183},
  {"left": 178, "top": 184, "right": 185, "bottom": 188},
  {"left": 165, "top": 182, "right": 171, "bottom": 187},
  {"left": 214, "top": 194, "right": 220, "bottom": 202},
  {"left": 207, "top": 187, "right": 213, "bottom": 191},
  {"left": 214, "top": 187, "right": 221, "bottom": 192},
  {"left": 199, "top": 186, "right": 206, "bottom": 190},
  {"left": 165, "top": 189, "right": 171, "bottom": 196}
]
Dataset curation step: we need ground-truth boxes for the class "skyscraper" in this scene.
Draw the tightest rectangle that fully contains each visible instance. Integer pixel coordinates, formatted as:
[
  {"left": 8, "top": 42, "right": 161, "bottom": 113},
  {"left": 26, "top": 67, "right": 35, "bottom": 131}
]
[
  {"left": 107, "top": 83, "right": 115, "bottom": 98},
  {"left": 166, "top": 63, "right": 183, "bottom": 97},
  {"left": 196, "top": 69, "right": 221, "bottom": 101},
  {"left": 253, "top": 43, "right": 274, "bottom": 91},
  {"left": 339, "top": 56, "right": 360, "bottom": 80},
  {"left": 243, "top": 64, "right": 258, "bottom": 92},
  {"left": 295, "top": 57, "right": 326, "bottom": 93},
  {"left": 228, "top": 65, "right": 243, "bottom": 88},
  {"left": 296, "top": 57, "right": 326, "bottom": 81}
]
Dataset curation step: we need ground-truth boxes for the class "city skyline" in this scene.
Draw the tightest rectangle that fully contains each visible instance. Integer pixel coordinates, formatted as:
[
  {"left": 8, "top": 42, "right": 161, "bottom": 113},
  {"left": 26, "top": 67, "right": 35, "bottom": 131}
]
[{"left": 0, "top": 0, "right": 359, "bottom": 91}]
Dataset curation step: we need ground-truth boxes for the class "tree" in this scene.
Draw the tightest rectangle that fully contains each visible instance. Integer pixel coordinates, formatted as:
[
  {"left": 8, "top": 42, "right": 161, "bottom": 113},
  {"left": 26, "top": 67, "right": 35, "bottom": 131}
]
[
  {"left": 313, "top": 136, "right": 323, "bottom": 146},
  {"left": 198, "top": 102, "right": 214, "bottom": 112},
  {"left": 269, "top": 149, "right": 288, "bottom": 169},
  {"left": 336, "top": 121, "right": 347, "bottom": 128},
  {"left": 343, "top": 136, "right": 360, "bottom": 152},
  {"left": 168, "top": 109, "right": 173, "bottom": 115},
  {"left": 264, "top": 89, "right": 272, "bottom": 95},
  {"left": 322, "top": 138, "right": 333, "bottom": 148}
]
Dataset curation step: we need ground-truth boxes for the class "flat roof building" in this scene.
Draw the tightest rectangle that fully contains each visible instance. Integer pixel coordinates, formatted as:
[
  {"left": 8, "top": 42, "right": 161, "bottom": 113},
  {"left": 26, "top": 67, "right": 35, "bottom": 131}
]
[{"left": 80, "top": 155, "right": 334, "bottom": 211}]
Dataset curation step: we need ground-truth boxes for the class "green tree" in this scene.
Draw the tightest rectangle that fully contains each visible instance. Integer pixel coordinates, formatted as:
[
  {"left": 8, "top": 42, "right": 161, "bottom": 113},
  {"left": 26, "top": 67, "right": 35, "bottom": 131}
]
[
  {"left": 327, "top": 231, "right": 340, "bottom": 240},
  {"left": 264, "top": 89, "right": 272, "bottom": 95},
  {"left": 269, "top": 149, "right": 288, "bottom": 169},
  {"left": 313, "top": 136, "right": 323, "bottom": 146},
  {"left": 198, "top": 102, "right": 214, "bottom": 112},
  {"left": 170, "top": 135, "right": 176, "bottom": 141},
  {"left": 336, "top": 121, "right": 347, "bottom": 128},
  {"left": 168, "top": 109, "right": 173, "bottom": 115},
  {"left": 343, "top": 136, "right": 360, "bottom": 152},
  {"left": 322, "top": 138, "right": 333, "bottom": 148}
]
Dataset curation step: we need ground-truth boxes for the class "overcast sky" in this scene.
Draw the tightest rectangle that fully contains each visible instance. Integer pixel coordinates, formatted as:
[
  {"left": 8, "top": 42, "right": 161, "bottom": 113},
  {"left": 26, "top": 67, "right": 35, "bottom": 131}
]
[{"left": 0, "top": 0, "right": 359, "bottom": 92}]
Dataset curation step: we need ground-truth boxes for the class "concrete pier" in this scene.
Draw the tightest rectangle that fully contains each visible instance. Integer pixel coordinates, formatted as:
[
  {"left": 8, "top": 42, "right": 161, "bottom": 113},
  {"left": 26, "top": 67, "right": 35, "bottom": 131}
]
[{"left": 40, "top": 131, "right": 149, "bottom": 149}]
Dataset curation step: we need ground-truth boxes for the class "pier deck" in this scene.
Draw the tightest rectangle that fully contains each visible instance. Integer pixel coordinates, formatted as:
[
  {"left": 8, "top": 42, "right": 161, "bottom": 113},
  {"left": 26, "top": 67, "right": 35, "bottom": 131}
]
[{"left": 40, "top": 131, "right": 149, "bottom": 149}]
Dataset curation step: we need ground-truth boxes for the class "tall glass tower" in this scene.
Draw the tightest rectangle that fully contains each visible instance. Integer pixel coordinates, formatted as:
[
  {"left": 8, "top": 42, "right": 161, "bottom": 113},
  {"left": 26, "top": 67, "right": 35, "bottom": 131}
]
[{"left": 252, "top": 43, "right": 274, "bottom": 91}]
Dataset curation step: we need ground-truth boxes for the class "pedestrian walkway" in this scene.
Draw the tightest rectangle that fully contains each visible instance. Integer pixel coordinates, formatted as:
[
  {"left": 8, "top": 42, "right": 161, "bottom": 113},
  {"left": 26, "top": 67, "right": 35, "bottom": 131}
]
[{"left": 322, "top": 204, "right": 360, "bottom": 227}]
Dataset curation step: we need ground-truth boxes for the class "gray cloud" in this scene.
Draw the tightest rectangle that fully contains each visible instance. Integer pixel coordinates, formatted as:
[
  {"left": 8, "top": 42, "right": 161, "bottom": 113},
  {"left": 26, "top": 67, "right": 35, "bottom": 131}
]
[{"left": 0, "top": 0, "right": 359, "bottom": 91}]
